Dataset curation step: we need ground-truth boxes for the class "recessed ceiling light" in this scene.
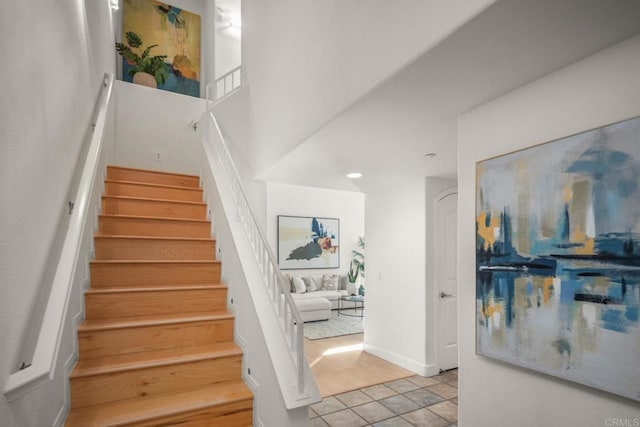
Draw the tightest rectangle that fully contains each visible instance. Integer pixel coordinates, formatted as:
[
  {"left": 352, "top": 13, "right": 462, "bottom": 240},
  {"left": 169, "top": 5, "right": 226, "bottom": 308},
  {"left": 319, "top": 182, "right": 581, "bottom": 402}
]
[
  {"left": 346, "top": 172, "right": 362, "bottom": 179},
  {"left": 424, "top": 153, "right": 437, "bottom": 159}
]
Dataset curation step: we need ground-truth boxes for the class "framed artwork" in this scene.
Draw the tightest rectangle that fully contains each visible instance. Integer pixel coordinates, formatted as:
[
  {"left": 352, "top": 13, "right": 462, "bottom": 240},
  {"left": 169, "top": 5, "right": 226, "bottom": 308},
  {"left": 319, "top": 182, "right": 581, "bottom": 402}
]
[
  {"left": 123, "top": 0, "right": 201, "bottom": 97},
  {"left": 278, "top": 216, "right": 340, "bottom": 270},
  {"left": 476, "top": 115, "right": 640, "bottom": 402}
]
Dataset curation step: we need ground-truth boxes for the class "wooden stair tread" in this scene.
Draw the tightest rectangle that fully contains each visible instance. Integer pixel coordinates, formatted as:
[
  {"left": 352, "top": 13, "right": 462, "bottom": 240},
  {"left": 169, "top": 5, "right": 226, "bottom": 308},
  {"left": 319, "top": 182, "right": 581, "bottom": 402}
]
[
  {"left": 103, "top": 194, "right": 206, "bottom": 206},
  {"left": 85, "top": 284, "right": 226, "bottom": 294},
  {"left": 99, "top": 214, "right": 210, "bottom": 224},
  {"left": 65, "top": 381, "right": 252, "bottom": 426},
  {"left": 71, "top": 342, "right": 241, "bottom": 378},
  {"left": 94, "top": 235, "right": 214, "bottom": 242},
  {"left": 107, "top": 165, "right": 200, "bottom": 180},
  {"left": 91, "top": 259, "right": 220, "bottom": 265},
  {"left": 105, "top": 179, "right": 203, "bottom": 192},
  {"left": 79, "top": 311, "right": 234, "bottom": 331}
]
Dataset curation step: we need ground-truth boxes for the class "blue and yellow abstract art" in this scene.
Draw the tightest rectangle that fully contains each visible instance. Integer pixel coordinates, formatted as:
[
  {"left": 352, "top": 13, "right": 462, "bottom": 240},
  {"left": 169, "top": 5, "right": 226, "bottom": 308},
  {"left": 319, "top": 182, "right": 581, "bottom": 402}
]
[
  {"left": 123, "top": 0, "right": 200, "bottom": 97},
  {"left": 476, "top": 116, "right": 640, "bottom": 402}
]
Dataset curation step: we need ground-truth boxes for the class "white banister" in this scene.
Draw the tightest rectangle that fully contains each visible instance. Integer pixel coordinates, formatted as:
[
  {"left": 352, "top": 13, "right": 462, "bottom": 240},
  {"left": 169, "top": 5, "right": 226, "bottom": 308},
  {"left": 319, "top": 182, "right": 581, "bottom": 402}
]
[
  {"left": 203, "top": 111, "right": 308, "bottom": 399},
  {"left": 189, "top": 66, "right": 244, "bottom": 132},
  {"left": 206, "top": 65, "right": 243, "bottom": 107},
  {"left": 4, "top": 73, "right": 115, "bottom": 401}
]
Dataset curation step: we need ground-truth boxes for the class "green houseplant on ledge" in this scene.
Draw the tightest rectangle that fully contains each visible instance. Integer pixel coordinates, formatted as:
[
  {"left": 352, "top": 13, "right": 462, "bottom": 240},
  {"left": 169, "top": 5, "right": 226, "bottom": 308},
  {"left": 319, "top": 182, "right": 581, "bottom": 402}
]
[{"left": 115, "top": 31, "right": 168, "bottom": 89}]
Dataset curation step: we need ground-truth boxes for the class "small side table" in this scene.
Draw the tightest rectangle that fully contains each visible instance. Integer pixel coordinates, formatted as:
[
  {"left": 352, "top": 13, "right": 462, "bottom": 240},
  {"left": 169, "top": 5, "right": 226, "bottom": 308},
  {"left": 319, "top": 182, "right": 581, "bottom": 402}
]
[{"left": 338, "top": 295, "right": 365, "bottom": 320}]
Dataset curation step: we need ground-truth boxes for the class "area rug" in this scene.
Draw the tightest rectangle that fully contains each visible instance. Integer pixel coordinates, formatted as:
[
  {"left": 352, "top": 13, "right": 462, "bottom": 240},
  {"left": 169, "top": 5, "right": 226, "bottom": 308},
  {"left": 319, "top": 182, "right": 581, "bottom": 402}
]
[{"left": 303, "top": 311, "right": 364, "bottom": 340}]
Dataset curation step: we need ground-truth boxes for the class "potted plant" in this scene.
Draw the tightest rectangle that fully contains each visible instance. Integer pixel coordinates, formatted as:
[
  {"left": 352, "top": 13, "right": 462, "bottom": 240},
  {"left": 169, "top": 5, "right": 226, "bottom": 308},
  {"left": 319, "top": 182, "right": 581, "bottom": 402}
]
[
  {"left": 347, "top": 260, "right": 360, "bottom": 283},
  {"left": 115, "top": 31, "right": 168, "bottom": 88},
  {"left": 350, "top": 236, "right": 365, "bottom": 296}
]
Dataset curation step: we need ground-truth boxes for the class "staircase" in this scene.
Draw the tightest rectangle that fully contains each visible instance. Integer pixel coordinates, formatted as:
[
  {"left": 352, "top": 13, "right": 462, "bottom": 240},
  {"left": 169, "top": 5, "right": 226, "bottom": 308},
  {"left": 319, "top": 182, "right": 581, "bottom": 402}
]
[{"left": 65, "top": 166, "right": 253, "bottom": 426}]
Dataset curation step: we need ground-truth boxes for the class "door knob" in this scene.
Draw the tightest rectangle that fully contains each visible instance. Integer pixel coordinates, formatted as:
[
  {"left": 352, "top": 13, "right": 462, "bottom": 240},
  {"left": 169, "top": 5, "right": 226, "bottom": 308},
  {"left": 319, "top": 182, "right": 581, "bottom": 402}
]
[{"left": 440, "top": 292, "right": 452, "bottom": 298}]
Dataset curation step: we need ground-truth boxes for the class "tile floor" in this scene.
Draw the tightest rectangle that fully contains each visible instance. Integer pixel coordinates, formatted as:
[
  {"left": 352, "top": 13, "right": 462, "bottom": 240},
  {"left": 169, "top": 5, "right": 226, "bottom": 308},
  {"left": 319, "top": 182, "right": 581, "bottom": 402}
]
[{"left": 309, "top": 370, "right": 458, "bottom": 427}]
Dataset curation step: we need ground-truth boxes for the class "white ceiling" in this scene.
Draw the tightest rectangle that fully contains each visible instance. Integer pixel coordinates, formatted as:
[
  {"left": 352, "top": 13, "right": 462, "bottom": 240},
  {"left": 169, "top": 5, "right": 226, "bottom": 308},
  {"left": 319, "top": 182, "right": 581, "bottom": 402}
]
[
  {"left": 242, "top": 0, "right": 495, "bottom": 178},
  {"left": 256, "top": 0, "right": 640, "bottom": 193}
]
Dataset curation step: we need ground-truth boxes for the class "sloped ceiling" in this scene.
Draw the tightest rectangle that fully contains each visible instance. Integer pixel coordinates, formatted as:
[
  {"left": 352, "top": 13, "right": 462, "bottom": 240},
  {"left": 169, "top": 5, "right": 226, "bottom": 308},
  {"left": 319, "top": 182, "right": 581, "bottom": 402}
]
[
  {"left": 242, "top": 0, "right": 496, "bottom": 176},
  {"left": 255, "top": 0, "right": 640, "bottom": 193}
]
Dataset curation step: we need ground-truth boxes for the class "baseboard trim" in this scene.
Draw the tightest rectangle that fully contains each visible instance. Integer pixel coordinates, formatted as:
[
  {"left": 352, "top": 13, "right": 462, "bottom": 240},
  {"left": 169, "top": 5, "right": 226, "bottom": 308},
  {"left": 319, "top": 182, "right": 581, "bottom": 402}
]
[
  {"left": 363, "top": 343, "right": 438, "bottom": 377},
  {"left": 235, "top": 333, "right": 260, "bottom": 392},
  {"left": 52, "top": 351, "right": 78, "bottom": 427}
]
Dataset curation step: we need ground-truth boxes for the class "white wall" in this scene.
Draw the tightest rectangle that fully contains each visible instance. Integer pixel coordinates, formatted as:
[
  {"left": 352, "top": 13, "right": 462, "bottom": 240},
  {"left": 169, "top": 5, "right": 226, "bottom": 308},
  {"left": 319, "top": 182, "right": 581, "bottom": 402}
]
[
  {"left": 85, "top": 0, "right": 117, "bottom": 88},
  {"left": 215, "top": 30, "right": 241, "bottom": 79},
  {"left": 265, "top": 183, "right": 365, "bottom": 278},
  {"left": 0, "top": 2, "right": 115, "bottom": 426},
  {"left": 113, "top": 80, "right": 206, "bottom": 175},
  {"left": 364, "top": 177, "right": 455, "bottom": 375},
  {"left": 243, "top": 0, "right": 495, "bottom": 175},
  {"left": 458, "top": 34, "right": 640, "bottom": 426},
  {"left": 203, "top": 0, "right": 217, "bottom": 94},
  {"left": 209, "top": 87, "right": 268, "bottom": 227},
  {"left": 214, "top": 0, "right": 241, "bottom": 79},
  {"left": 365, "top": 180, "right": 426, "bottom": 373}
]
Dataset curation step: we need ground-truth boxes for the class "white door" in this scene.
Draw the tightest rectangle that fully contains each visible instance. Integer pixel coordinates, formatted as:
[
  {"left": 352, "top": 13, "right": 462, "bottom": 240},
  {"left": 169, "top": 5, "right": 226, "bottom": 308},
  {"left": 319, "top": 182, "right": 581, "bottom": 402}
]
[{"left": 435, "top": 191, "right": 458, "bottom": 371}]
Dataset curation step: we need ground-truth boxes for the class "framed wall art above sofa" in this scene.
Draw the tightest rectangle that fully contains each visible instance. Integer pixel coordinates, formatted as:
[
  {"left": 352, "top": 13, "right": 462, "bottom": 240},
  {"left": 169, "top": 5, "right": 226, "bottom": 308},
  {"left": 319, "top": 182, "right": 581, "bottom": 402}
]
[{"left": 278, "top": 215, "right": 339, "bottom": 269}]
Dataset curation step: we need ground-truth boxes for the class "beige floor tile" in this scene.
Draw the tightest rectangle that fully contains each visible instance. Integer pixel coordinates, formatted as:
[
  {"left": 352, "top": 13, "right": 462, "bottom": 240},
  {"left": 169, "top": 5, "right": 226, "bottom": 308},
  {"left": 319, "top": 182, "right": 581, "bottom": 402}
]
[
  {"left": 361, "top": 384, "right": 398, "bottom": 400},
  {"left": 309, "top": 406, "right": 319, "bottom": 418},
  {"left": 322, "top": 409, "right": 368, "bottom": 427},
  {"left": 373, "top": 416, "right": 414, "bottom": 426},
  {"left": 431, "top": 372, "right": 456, "bottom": 383},
  {"left": 401, "top": 407, "right": 450, "bottom": 427},
  {"left": 406, "top": 375, "right": 441, "bottom": 388},
  {"left": 385, "top": 378, "right": 421, "bottom": 393},
  {"left": 404, "top": 388, "right": 445, "bottom": 407},
  {"left": 427, "top": 383, "right": 458, "bottom": 399},
  {"left": 311, "top": 396, "right": 347, "bottom": 416},
  {"left": 310, "top": 416, "right": 330, "bottom": 427},
  {"left": 351, "top": 401, "right": 395, "bottom": 424},
  {"left": 428, "top": 401, "right": 458, "bottom": 423},
  {"left": 335, "top": 389, "right": 373, "bottom": 407},
  {"left": 379, "top": 394, "right": 421, "bottom": 415}
]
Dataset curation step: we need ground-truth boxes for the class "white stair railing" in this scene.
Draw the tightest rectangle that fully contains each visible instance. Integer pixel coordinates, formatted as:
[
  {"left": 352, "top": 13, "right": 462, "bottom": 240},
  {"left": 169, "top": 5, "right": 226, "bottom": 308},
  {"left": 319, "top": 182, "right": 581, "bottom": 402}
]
[
  {"left": 189, "top": 66, "right": 243, "bottom": 132},
  {"left": 205, "top": 112, "right": 307, "bottom": 395},
  {"left": 206, "top": 65, "right": 243, "bottom": 106}
]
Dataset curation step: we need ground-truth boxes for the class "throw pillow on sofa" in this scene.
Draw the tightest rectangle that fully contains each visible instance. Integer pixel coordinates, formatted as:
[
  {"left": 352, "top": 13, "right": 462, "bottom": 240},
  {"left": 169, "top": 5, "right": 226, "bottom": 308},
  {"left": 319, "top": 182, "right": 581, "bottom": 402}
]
[
  {"left": 311, "top": 276, "right": 324, "bottom": 291},
  {"left": 291, "top": 275, "right": 306, "bottom": 294},
  {"left": 302, "top": 276, "right": 317, "bottom": 292},
  {"left": 322, "top": 274, "right": 339, "bottom": 291}
]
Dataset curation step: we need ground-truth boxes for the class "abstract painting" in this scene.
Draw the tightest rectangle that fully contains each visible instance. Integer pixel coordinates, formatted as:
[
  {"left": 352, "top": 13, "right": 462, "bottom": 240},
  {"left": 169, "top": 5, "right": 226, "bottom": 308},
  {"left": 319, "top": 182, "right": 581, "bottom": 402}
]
[
  {"left": 278, "top": 216, "right": 340, "bottom": 269},
  {"left": 476, "top": 116, "right": 640, "bottom": 402},
  {"left": 123, "top": 0, "right": 201, "bottom": 97}
]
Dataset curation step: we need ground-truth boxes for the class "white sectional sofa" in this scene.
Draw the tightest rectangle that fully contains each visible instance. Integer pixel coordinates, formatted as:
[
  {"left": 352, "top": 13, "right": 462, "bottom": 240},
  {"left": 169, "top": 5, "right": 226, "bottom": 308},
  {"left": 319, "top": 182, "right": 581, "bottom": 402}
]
[{"left": 284, "top": 273, "right": 359, "bottom": 322}]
